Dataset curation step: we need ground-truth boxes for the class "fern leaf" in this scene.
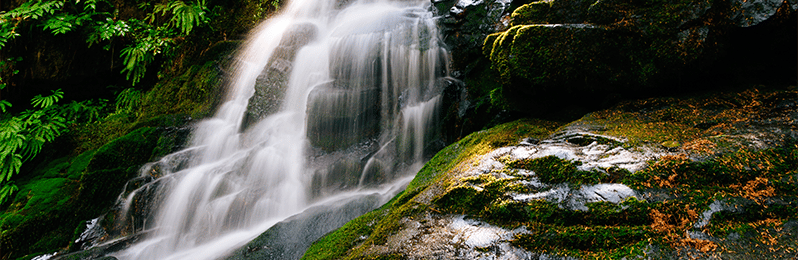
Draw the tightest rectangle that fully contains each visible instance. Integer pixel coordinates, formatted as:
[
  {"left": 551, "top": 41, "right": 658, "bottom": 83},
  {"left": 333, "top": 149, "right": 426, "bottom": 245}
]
[
  {"left": 0, "top": 100, "right": 11, "bottom": 113},
  {"left": 0, "top": 183, "right": 19, "bottom": 205},
  {"left": 1, "top": 153, "right": 22, "bottom": 181}
]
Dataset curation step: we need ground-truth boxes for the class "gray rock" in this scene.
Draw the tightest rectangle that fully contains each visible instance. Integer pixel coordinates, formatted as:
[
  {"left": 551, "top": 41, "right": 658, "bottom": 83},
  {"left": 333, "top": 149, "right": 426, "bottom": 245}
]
[
  {"left": 242, "top": 23, "right": 319, "bottom": 130},
  {"left": 731, "top": 0, "right": 786, "bottom": 27}
]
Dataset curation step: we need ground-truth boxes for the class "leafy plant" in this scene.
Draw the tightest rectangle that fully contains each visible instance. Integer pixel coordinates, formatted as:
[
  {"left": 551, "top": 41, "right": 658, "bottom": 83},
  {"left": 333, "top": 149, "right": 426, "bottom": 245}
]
[
  {"left": 31, "top": 89, "right": 65, "bottom": 109},
  {"left": 0, "top": 0, "right": 67, "bottom": 47},
  {"left": 0, "top": 90, "right": 69, "bottom": 205},
  {"left": 114, "top": 88, "right": 143, "bottom": 115},
  {"left": 2, "top": 0, "right": 213, "bottom": 86},
  {"left": 63, "top": 99, "right": 109, "bottom": 123},
  {"left": 86, "top": 17, "right": 132, "bottom": 49},
  {"left": 152, "top": 0, "right": 209, "bottom": 35},
  {"left": 119, "top": 21, "right": 175, "bottom": 85}
]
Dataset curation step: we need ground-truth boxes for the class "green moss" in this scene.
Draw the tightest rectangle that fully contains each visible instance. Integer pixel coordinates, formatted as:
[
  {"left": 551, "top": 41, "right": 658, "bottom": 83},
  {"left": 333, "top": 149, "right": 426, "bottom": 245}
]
[
  {"left": 303, "top": 119, "right": 562, "bottom": 259},
  {"left": 511, "top": 1, "right": 553, "bottom": 25},
  {"left": 403, "top": 119, "right": 560, "bottom": 199},
  {"left": 2, "top": 115, "right": 192, "bottom": 259},
  {"left": 623, "top": 142, "right": 798, "bottom": 191},
  {"left": 483, "top": 24, "right": 623, "bottom": 94},
  {"left": 302, "top": 209, "right": 389, "bottom": 260},
  {"left": 0, "top": 176, "right": 80, "bottom": 259},
  {"left": 31, "top": 158, "right": 71, "bottom": 179},
  {"left": 508, "top": 155, "right": 606, "bottom": 186},
  {"left": 514, "top": 225, "right": 652, "bottom": 253},
  {"left": 137, "top": 60, "right": 224, "bottom": 121},
  {"left": 78, "top": 127, "right": 164, "bottom": 215},
  {"left": 511, "top": 0, "right": 596, "bottom": 26},
  {"left": 67, "top": 150, "right": 97, "bottom": 180},
  {"left": 485, "top": 199, "right": 529, "bottom": 224},
  {"left": 484, "top": 0, "right": 716, "bottom": 110},
  {"left": 524, "top": 198, "right": 652, "bottom": 227}
]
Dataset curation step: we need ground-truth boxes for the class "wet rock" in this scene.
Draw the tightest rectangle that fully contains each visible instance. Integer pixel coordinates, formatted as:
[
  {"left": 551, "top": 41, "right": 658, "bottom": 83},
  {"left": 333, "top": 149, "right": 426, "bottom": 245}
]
[
  {"left": 224, "top": 193, "right": 386, "bottom": 260},
  {"left": 432, "top": 0, "right": 516, "bottom": 71},
  {"left": 306, "top": 81, "right": 381, "bottom": 151},
  {"left": 72, "top": 218, "right": 108, "bottom": 251},
  {"left": 307, "top": 88, "right": 798, "bottom": 259},
  {"left": 242, "top": 23, "right": 318, "bottom": 130},
  {"left": 309, "top": 140, "right": 380, "bottom": 197},
  {"left": 731, "top": 0, "right": 787, "bottom": 27}
]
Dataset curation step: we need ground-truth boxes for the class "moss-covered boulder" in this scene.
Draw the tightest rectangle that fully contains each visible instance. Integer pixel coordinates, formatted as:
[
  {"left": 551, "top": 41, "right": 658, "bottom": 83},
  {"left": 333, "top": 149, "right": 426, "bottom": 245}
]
[
  {"left": 480, "top": 0, "right": 796, "bottom": 114},
  {"left": 302, "top": 86, "right": 798, "bottom": 259}
]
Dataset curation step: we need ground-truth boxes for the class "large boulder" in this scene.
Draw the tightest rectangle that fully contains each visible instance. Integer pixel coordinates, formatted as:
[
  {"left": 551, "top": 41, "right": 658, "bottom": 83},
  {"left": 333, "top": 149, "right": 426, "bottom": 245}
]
[
  {"left": 469, "top": 0, "right": 797, "bottom": 115},
  {"left": 302, "top": 86, "right": 798, "bottom": 259}
]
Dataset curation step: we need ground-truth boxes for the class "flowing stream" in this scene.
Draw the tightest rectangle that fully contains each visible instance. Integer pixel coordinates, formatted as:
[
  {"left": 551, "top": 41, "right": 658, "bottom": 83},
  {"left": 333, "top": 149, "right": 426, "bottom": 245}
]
[{"left": 107, "top": 0, "right": 449, "bottom": 259}]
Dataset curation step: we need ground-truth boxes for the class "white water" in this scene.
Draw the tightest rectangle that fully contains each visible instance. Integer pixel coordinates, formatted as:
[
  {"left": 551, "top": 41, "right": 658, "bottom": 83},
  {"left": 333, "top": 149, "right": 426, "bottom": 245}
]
[{"left": 112, "top": 0, "right": 448, "bottom": 259}]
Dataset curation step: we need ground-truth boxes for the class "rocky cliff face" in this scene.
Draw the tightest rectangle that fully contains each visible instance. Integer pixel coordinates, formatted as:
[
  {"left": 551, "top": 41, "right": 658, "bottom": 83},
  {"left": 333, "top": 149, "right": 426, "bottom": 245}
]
[
  {"left": 303, "top": 86, "right": 798, "bottom": 259},
  {"left": 434, "top": 0, "right": 797, "bottom": 117}
]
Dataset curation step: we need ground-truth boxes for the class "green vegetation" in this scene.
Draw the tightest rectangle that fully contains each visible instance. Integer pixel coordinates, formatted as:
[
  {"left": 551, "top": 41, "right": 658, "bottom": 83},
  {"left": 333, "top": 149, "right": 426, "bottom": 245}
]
[
  {"left": 0, "top": 0, "right": 270, "bottom": 85},
  {"left": 302, "top": 119, "right": 563, "bottom": 260},
  {"left": 507, "top": 156, "right": 606, "bottom": 186},
  {"left": 1, "top": 89, "right": 72, "bottom": 205},
  {"left": 0, "top": 119, "right": 188, "bottom": 259}
]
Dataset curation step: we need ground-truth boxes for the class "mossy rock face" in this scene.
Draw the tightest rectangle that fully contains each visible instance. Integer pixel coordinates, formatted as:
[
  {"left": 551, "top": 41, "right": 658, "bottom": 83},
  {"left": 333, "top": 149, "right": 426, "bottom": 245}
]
[
  {"left": 483, "top": 0, "right": 797, "bottom": 115},
  {"left": 301, "top": 118, "right": 563, "bottom": 259},
  {"left": 301, "top": 87, "right": 798, "bottom": 259},
  {"left": 511, "top": 0, "right": 596, "bottom": 25},
  {"left": 137, "top": 52, "right": 231, "bottom": 121},
  {"left": 0, "top": 115, "right": 192, "bottom": 260},
  {"left": 482, "top": 22, "right": 702, "bottom": 112}
]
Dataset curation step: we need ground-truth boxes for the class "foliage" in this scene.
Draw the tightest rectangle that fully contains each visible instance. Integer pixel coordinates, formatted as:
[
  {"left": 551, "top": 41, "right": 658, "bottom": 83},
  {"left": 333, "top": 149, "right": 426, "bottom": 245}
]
[
  {"left": 1, "top": 0, "right": 214, "bottom": 86},
  {"left": 0, "top": 90, "right": 68, "bottom": 205},
  {"left": 0, "top": 0, "right": 232, "bottom": 205},
  {"left": 113, "top": 88, "right": 143, "bottom": 115},
  {"left": 151, "top": 0, "right": 209, "bottom": 35},
  {"left": 0, "top": 86, "right": 116, "bottom": 206}
]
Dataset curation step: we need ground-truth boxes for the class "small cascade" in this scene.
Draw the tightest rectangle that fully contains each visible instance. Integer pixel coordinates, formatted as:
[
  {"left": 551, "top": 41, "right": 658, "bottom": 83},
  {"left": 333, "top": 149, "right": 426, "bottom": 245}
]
[{"left": 93, "top": 0, "right": 451, "bottom": 259}]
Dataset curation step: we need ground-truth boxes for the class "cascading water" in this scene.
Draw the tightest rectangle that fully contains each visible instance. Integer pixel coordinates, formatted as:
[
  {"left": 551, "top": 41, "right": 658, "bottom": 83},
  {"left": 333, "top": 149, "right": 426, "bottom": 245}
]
[{"left": 106, "top": 0, "right": 450, "bottom": 259}]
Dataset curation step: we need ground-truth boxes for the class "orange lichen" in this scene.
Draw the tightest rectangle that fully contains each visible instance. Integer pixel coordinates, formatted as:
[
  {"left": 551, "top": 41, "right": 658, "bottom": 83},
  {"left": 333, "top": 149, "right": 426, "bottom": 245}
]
[{"left": 683, "top": 139, "right": 716, "bottom": 154}]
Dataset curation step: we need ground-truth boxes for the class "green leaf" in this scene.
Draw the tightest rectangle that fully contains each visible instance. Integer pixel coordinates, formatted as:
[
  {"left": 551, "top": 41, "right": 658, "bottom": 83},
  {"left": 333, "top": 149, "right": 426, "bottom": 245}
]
[
  {"left": 0, "top": 100, "right": 11, "bottom": 113},
  {"left": 0, "top": 153, "right": 22, "bottom": 182},
  {"left": 31, "top": 88, "right": 64, "bottom": 108},
  {"left": 0, "top": 183, "right": 19, "bottom": 205}
]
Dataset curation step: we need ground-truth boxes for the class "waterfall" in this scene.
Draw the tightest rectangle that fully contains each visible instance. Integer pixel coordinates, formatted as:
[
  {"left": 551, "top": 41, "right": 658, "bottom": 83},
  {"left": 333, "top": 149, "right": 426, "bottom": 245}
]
[{"left": 109, "top": 0, "right": 449, "bottom": 259}]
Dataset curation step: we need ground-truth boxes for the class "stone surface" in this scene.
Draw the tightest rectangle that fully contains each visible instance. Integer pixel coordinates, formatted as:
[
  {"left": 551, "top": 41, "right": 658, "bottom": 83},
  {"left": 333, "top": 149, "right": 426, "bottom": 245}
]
[
  {"left": 304, "top": 87, "right": 798, "bottom": 259},
  {"left": 242, "top": 23, "right": 319, "bottom": 130},
  {"left": 473, "top": 0, "right": 797, "bottom": 114}
]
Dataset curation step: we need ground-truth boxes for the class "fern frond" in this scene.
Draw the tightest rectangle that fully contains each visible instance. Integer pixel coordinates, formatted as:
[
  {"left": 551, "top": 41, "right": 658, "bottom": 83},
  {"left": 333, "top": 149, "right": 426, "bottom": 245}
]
[
  {"left": 31, "top": 89, "right": 64, "bottom": 108},
  {"left": 0, "top": 183, "right": 19, "bottom": 205},
  {"left": 0, "top": 100, "right": 11, "bottom": 113}
]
